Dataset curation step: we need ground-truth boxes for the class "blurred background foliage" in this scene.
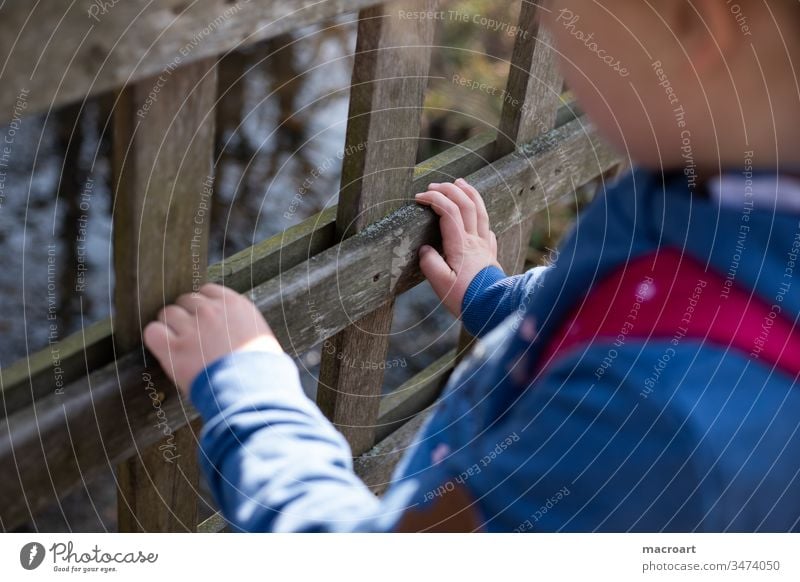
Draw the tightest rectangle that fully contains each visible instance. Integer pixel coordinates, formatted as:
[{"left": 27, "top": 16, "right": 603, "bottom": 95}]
[{"left": 422, "top": 0, "right": 519, "bottom": 157}]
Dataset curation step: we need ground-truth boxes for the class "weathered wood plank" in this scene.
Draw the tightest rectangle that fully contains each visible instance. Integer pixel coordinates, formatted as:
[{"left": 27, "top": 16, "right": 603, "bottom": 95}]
[
  {"left": 1, "top": 351, "right": 181, "bottom": 530},
  {"left": 0, "top": 119, "right": 542, "bottom": 419},
  {"left": 496, "top": 2, "right": 564, "bottom": 273},
  {"left": 375, "top": 349, "right": 455, "bottom": 442},
  {"left": 492, "top": 0, "right": 564, "bottom": 271},
  {"left": 112, "top": 59, "right": 217, "bottom": 532},
  {"left": 459, "top": 1, "right": 564, "bottom": 358},
  {"left": 496, "top": 1, "right": 564, "bottom": 270},
  {"left": 197, "top": 511, "right": 229, "bottom": 534},
  {"left": 0, "top": 102, "right": 578, "bottom": 419},
  {"left": 0, "top": 320, "right": 112, "bottom": 418},
  {"left": 208, "top": 129, "right": 507, "bottom": 292},
  {"left": 496, "top": 0, "right": 564, "bottom": 272},
  {"left": 495, "top": 3, "right": 563, "bottom": 158},
  {"left": 0, "top": 118, "right": 619, "bottom": 530},
  {"left": 355, "top": 407, "right": 434, "bottom": 496},
  {"left": 257, "top": 119, "right": 616, "bottom": 353},
  {"left": 316, "top": 0, "right": 436, "bottom": 455},
  {"left": 0, "top": 0, "right": 388, "bottom": 123}
]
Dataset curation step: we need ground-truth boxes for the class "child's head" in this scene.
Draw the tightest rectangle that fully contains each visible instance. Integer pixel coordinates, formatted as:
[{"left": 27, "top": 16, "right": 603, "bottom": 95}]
[{"left": 542, "top": 1, "right": 800, "bottom": 175}]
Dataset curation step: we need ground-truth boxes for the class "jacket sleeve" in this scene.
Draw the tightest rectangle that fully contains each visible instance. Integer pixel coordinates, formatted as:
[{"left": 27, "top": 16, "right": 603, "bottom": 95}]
[
  {"left": 190, "top": 350, "right": 412, "bottom": 532},
  {"left": 460, "top": 265, "right": 550, "bottom": 338},
  {"left": 431, "top": 347, "right": 705, "bottom": 532}
]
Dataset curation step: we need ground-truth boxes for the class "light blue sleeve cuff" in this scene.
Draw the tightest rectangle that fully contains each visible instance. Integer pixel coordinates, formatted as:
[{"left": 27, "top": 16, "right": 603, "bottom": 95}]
[{"left": 189, "top": 350, "right": 305, "bottom": 423}]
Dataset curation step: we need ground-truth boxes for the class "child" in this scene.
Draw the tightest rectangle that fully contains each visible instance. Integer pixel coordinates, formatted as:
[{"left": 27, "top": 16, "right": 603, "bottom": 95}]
[{"left": 144, "top": 0, "right": 800, "bottom": 531}]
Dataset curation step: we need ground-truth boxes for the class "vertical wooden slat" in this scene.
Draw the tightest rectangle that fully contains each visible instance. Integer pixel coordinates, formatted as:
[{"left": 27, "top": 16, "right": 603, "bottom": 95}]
[
  {"left": 113, "top": 58, "right": 217, "bottom": 532},
  {"left": 495, "top": 5, "right": 563, "bottom": 159},
  {"left": 316, "top": 0, "right": 436, "bottom": 455},
  {"left": 458, "top": 1, "right": 563, "bottom": 357},
  {"left": 496, "top": 2, "right": 563, "bottom": 271}
]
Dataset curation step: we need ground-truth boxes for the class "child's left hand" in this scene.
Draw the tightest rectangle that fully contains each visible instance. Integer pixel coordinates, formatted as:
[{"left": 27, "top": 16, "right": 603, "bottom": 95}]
[
  {"left": 143, "top": 283, "right": 283, "bottom": 396},
  {"left": 415, "top": 179, "right": 501, "bottom": 318}
]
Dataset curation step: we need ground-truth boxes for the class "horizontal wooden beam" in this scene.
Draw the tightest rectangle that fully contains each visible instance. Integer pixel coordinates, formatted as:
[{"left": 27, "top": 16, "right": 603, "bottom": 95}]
[
  {"left": 207, "top": 125, "right": 506, "bottom": 291},
  {"left": 355, "top": 407, "right": 434, "bottom": 496},
  {"left": 0, "top": 320, "right": 112, "bottom": 418},
  {"left": 0, "top": 0, "right": 387, "bottom": 122},
  {"left": 248, "top": 117, "right": 617, "bottom": 349},
  {"left": 0, "top": 101, "right": 579, "bottom": 416},
  {"left": 0, "top": 117, "right": 619, "bottom": 529},
  {"left": 197, "top": 512, "right": 229, "bottom": 534},
  {"left": 0, "top": 122, "right": 510, "bottom": 419},
  {"left": 375, "top": 349, "right": 455, "bottom": 442}
]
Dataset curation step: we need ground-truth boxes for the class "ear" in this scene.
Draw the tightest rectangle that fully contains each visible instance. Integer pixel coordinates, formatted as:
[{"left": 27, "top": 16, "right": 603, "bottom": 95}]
[{"left": 676, "top": 0, "right": 739, "bottom": 73}]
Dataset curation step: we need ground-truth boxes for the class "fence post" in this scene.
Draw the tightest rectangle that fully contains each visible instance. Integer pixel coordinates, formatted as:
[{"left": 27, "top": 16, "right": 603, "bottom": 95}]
[
  {"left": 458, "top": 2, "right": 563, "bottom": 357},
  {"left": 495, "top": 2, "right": 563, "bottom": 267},
  {"left": 112, "top": 58, "right": 217, "bottom": 532},
  {"left": 316, "top": 0, "right": 437, "bottom": 456}
]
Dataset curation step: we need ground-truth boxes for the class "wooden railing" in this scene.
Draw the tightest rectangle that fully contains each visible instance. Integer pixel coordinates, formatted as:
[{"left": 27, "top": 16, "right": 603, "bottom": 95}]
[{"left": 0, "top": 0, "right": 620, "bottom": 532}]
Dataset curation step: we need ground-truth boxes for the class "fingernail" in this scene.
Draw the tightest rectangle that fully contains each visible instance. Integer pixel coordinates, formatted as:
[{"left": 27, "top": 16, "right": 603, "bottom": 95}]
[
  {"left": 428, "top": 183, "right": 439, "bottom": 188},
  {"left": 419, "top": 245, "right": 432, "bottom": 254}
]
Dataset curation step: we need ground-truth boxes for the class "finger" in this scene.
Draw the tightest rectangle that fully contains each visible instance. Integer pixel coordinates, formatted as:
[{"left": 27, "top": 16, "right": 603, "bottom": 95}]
[
  {"left": 198, "top": 282, "right": 227, "bottom": 299},
  {"left": 455, "top": 178, "right": 491, "bottom": 239},
  {"left": 204, "top": 284, "right": 247, "bottom": 314},
  {"left": 428, "top": 182, "right": 478, "bottom": 235},
  {"left": 143, "top": 321, "right": 176, "bottom": 361},
  {"left": 158, "top": 304, "right": 192, "bottom": 334},
  {"left": 419, "top": 245, "right": 456, "bottom": 296},
  {"left": 415, "top": 191, "right": 466, "bottom": 249},
  {"left": 175, "top": 292, "right": 208, "bottom": 313}
]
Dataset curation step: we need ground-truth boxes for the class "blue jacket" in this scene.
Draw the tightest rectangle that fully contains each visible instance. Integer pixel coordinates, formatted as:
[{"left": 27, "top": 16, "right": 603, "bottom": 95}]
[{"left": 191, "top": 169, "right": 800, "bottom": 532}]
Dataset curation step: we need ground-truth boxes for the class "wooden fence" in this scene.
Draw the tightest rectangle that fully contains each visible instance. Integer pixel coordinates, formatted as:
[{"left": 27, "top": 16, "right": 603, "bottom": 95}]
[{"left": 0, "top": 0, "right": 620, "bottom": 532}]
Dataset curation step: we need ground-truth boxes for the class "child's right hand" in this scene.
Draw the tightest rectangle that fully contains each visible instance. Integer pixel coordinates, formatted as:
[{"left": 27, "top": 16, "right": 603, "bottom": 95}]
[
  {"left": 415, "top": 179, "right": 501, "bottom": 318},
  {"left": 143, "top": 283, "right": 283, "bottom": 396}
]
